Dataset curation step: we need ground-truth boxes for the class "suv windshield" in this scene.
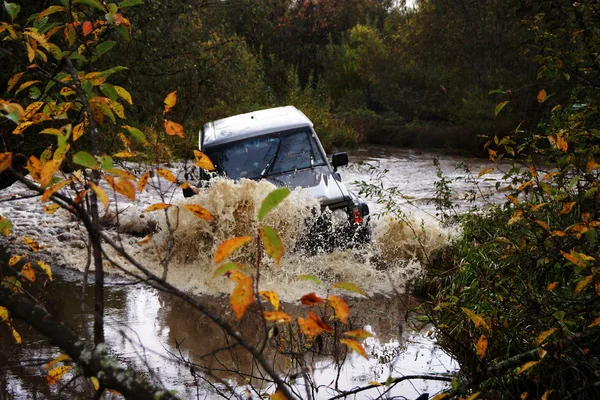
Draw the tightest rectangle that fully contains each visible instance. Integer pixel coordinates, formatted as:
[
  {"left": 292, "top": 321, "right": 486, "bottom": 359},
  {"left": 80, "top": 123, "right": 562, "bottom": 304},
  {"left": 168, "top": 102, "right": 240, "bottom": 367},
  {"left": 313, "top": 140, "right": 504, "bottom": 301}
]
[{"left": 204, "top": 129, "right": 326, "bottom": 180}]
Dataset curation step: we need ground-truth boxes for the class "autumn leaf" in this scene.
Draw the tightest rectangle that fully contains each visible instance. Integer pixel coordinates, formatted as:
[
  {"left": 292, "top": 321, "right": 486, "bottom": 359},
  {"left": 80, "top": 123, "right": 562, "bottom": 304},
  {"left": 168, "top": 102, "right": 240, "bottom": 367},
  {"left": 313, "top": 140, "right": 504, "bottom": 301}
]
[
  {"left": 47, "top": 365, "right": 72, "bottom": 385},
  {"left": 183, "top": 204, "right": 213, "bottom": 220},
  {"left": 461, "top": 307, "right": 490, "bottom": 330},
  {"left": 7, "top": 72, "right": 23, "bottom": 92},
  {"left": 259, "top": 290, "right": 280, "bottom": 310},
  {"left": 559, "top": 202, "right": 576, "bottom": 215},
  {"left": 258, "top": 187, "right": 290, "bottom": 221},
  {"left": 541, "top": 390, "right": 553, "bottom": 400},
  {"left": 21, "top": 263, "right": 36, "bottom": 283},
  {"left": 586, "top": 158, "right": 600, "bottom": 172},
  {"left": 163, "top": 120, "right": 184, "bottom": 137},
  {"left": 113, "top": 151, "right": 136, "bottom": 158},
  {"left": 163, "top": 91, "right": 177, "bottom": 114},
  {"left": 478, "top": 168, "right": 494, "bottom": 178},
  {"left": 588, "top": 316, "right": 600, "bottom": 328},
  {"left": 260, "top": 225, "right": 283, "bottom": 265},
  {"left": 8, "top": 255, "right": 22, "bottom": 267},
  {"left": 297, "top": 311, "right": 334, "bottom": 336},
  {"left": 23, "top": 237, "right": 41, "bottom": 252},
  {"left": 466, "top": 394, "right": 481, "bottom": 400},
  {"left": 212, "top": 262, "right": 245, "bottom": 279},
  {"left": 231, "top": 274, "right": 254, "bottom": 320},
  {"left": 82, "top": 21, "right": 92, "bottom": 36},
  {"left": 432, "top": 394, "right": 450, "bottom": 400},
  {"left": 535, "top": 220, "right": 550, "bottom": 230},
  {"left": 104, "top": 176, "right": 135, "bottom": 201},
  {"left": 0, "top": 306, "right": 8, "bottom": 321},
  {"left": 328, "top": 295, "right": 350, "bottom": 324},
  {"left": 263, "top": 311, "right": 291, "bottom": 323},
  {"left": 89, "top": 182, "right": 109, "bottom": 212},
  {"left": 226, "top": 269, "right": 247, "bottom": 283},
  {"left": 193, "top": 150, "right": 215, "bottom": 171},
  {"left": 344, "top": 329, "right": 375, "bottom": 340},
  {"left": 537, "top": 89, "right": 547, "bottom": 103},
  {"left": 516, "top": 361, "right": 539, "bottom": 375},
  {"left": 474, "top": 334, "right": 488, "bottom": 359},
  {"left": 494, "top": 100, "right": 510, "bottom": 117},
  {"left": 144, "top": 203, "right": 172, "bottom": 212},
  {"left": 0, "top": 152, "right": 13, "bottom": 173},
  {"left": 45, "top": 354, "right": 69, "bottom": 370},
  {"left": 536, "top": 328, "right": 558, "bottom": 345},
  {"left": 43, "top": 204, "right": 60, "bottom": 214},
  {"left": 271, "top": 390, "right": 287, "bottom": 400},
  {"left": 214, "top": 236, "right": 253, "bottom": 264},
  {"left": 300, "top": 292, "right": 324, "bottom": 306},
  {"left": 156, "top": 168, "right": 176, "bottom": 183},
  {"left": 546, "top": 282, "right": 558, "bottom": 291},
  {"left": 340, "top": 338, "right": 368, "bottom": 359},
  {"left": 575, "top": 275, "right": 593, "bottom": 295},
  {"left": 556, "top": 134, "right": 568, "bottom": 152},
  {"left": 560, "top": 250, "right": 587, "bottom": 268},
  {"left": 332, "top": 281, "right": 367, "bottom": 296},
  {"left": 138, "top": 172, "right": 150, "bottom": 191},
  {"left": 138, "top": 235, "right": 152, "bottom": 245},
  {"left": 37, "top": 261, "right": 53, "bottom": 281},
  {"left": 42, "top": 179, "right": 70, "bottom": 202}
]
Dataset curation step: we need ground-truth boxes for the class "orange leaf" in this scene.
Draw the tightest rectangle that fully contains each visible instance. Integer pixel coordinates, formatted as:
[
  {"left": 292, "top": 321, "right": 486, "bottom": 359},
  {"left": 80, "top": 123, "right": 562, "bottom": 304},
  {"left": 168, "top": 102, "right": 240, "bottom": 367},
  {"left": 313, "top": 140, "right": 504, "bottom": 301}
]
[
  {"left": 541, "top": 391, "right": 553, "bottom": 400},
  {"left": 89, "top": 182, "right": 109, "bottom": 212},
  {"left": 230, "top": 275, "right": 254, "bottom": 320},
  {"left": 45, "top": 354, "right": 69, "bottom": 370},
  {"left": 461, "top": 307, "right": 490, "bottom": 330},
  {"left": 183, "top": 204, "right": 213, "bottom": 220},
  {"left": 588, "top": 316, "right": 600, "bottom": 328},
  {"left": 163, "top": 91, "right": 177, "bottom": 114},
  {"left": 596, "top": 282, "right": 600, "bottom": 297},
  {"left": 536, "top": 328, "right": 558, "bottom": 345},
  {"left": 546, "top": 282, "right": 558, "bottom": 291},
  {"left": 263, "top": 311, "right": 291, "bottom": 323},
  {"left": 297, "top": 311, "right": 334, "bottom": 336},
  {"left": 193, "top": 150, "right": 215, "bottom": 171},
  {"left": 42, "top": 178, "right": 70, "bottom": 202},
  {"left": 328, "top": 295, "right": 350, "bottom": 324},
  {"left": 551, "top": 230, "right": 566, "bottom": 237},
  {"left": 0, "top": 152, "right": 13, "bottom": 174},
  {"left": 560, "top": 250, "right": 587, "bottom": 268},
  {"left": 108, "top": 168, "right": 136, "bottom": 181},
  {"left": 156, "top": 168, "right": 176, "bottom": 183},
  {"left": 344, "top": 329, "right": 375, "bottom": 340},
  {"left": 82, "top": 21, "right": 92, "bottom": 36},
  {"left": 259, "top": 290, "right": 280, "bottom": 310},
  {"left": 516, "top": 361, "right": 539, "bottom": 375},
  {"left": 113, "top": 151, "right": 136, "bottom": 158},
  {"left": 530, "top": 203, "right": 548, "bottom": 212},
  {"left": 138, "top": 235, "right": 152, "bottom": 245},
  {"left": 105, "top": 176, "right": 136, "bottom": 201},
  {"left": 138, "top": 172, "right": 150, "bottom": 192},
  {"left": 535, "top": 220, "right": 550, "bottom": 230},
  {"left": 476, "top": 334, "right": 488, "bottom": 359},
  {"left": 7, "top": 72, "right": 23, "bottom": 92},
  {"left": 214, "top": 236, "right": 253, "bottom": 264},
  {"left": 260, "top": 225, "right": 283, "bottom": 265},
  {"left": 506, "top": 195, "right": 519, "bottom": 206},
  {"left": 23, "top": 237, "right": 41, "bottom": 252},
  {"left": 575, "top": 275, "right": 593, "bottom": 295},
  {"left": 144, "top": 203, "right": 172, "bottom": 212},
  {"left": 270, "top": 390, "right": 287, "bottom": 400},
  {"left": 340, "top": 338, "right": 368, "bottom": 359},
  {"left": 226, "top": 269, "right": 247, "bottom": 283},
  {"left": 556, "top": 134, "right": 568, "bottom": 152},
  {"left": 537, "top": 89, "right": 547, "bottom": 103},
  {"left": 586, "top": 158, "right": 600, "bottom": 172},
  {"left": 21, "top": 263, "right": 36, "bottom": 283},
  {"left": 559, "top": 202, "right": 576, "bottom": 215},
  {"left": 163, "top": 120, "right": 184, "bottom": 137},
  {"left": 73, "top": 122, "right": 85, "bottom": 141},
  {"left": 47, "top": 365, "right": 72, "bottom": 385},
  {"left": 300, "top": 292, "right": 324, "bottom": 306},
  {"left": 212, "top": 262, "right": 245, "bottom": 279}
]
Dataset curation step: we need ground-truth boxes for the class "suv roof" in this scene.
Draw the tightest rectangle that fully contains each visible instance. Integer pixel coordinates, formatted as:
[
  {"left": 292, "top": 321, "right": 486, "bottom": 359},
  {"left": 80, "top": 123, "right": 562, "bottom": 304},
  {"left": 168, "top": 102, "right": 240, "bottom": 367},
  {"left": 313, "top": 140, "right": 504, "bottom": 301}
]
[{"left": 201, "top": 106, "right": 313, "bottom": 148}]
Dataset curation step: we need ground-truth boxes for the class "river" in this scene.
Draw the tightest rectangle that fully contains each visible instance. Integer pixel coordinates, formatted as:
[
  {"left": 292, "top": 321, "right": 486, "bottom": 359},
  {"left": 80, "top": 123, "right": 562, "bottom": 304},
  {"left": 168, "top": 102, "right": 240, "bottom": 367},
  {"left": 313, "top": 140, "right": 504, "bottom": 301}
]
[{"left": 0, "top": 146, "right": 507, "bottom": 399}]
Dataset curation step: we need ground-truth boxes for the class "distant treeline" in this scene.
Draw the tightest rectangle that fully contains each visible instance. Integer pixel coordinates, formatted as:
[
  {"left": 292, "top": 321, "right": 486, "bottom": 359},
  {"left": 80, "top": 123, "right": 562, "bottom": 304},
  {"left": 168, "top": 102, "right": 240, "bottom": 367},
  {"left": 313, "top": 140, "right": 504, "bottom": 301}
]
[{"left": 0, "top": 0, "right": 585, "bottom": 155}]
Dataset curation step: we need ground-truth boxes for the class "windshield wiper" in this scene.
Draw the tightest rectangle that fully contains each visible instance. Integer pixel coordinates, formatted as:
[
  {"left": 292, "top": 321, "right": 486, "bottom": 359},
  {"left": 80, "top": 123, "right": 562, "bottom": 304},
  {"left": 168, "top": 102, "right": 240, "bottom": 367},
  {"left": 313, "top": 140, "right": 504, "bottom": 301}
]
[{"left": 260, "top": 139, "right": 282, "bottom": 177}]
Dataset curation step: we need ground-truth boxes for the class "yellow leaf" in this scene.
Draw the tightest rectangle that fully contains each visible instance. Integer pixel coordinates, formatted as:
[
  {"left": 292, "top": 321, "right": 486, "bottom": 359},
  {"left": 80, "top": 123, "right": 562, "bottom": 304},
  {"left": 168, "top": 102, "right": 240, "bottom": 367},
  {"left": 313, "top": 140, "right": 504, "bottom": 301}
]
[
  {"left": 113, "top": 151, "right": 136, "bottom": 158},
  {"left": 26, "top": 42, "right": 35, "bottom": 62},
  {"left": 541, "top": 390, "right": 553, "bottom": 400},
  {"left": 11, "top": 325, "right": 21, "bottom": 344},
  {"left": 163, "top": 120, "right": 184, "bottom": 137},
  {"left": 530, "top": 203, "right": 548, "bottom": 212},
  {"left": 0, "top": 152, "right": 12, "bottom": 173},
  {"left": 156, "top": 168, "right": 177, "bottom": 183},
  {"left": 0, "top": 306, "right": 8, "bottom": 321},
  {"left": 506, "top": 195, "right": 519, "bottom": 206},
  {"left": 259, "top": 290, "right": 280, "bottom": 310},
  {"left": 270, "top": 390, "right": 287, "bottom": 400},
  {"left": 114, "top": 86, "right": 132, "bottom": 104},
  {"left": 260, "top": 225, "right": 283, "bottom": 265},
  {"left": 8, "top": 255, "right": 22, "bottom": 267},
  {"left": 478, "top": 168, "right": 494, "bottom": 178},
  {"left": 536, "top": 328, "right": 557, "bottom": 345},
  {"left": 214, "top": 236, "right": 253, "bottom": 264},
  {"left": 104, "top": 176, "right": 135, "bottom": 201},
  {"left": 73, "top": 122, "right": 85, "bottom": 141},
  {"left": 193, "top": 150, "right": 215, "bottom": 171},
  {"left": 24, "top": 237, "right": 41, "bottom": 252},
  {"left": 575, "top": 275, "right": 593, "bottom": 295},
  {"left": 16, "top": 80, "right": 41, "bottom": 95},
  {"left": 21, "top": 263, "right": 36, "bottom": 283},
  {"left": 344, "top": 329, "right": 375, "bottom": 340},
  {"left": 596, "top": 282, "right": 600, "bottom": 297},
  {"left": 517, "top": 180, "right": 534, "bottom": 192},
  {"left": 340, "top": 338, "right": 368, "bottom": 359},
  {"left": 543, "top": 172, "right": 559, "bottom": 181},
  {"left": 138, "top": 172, "right": 150, "bottom": 192},
  {"left": 263, "top": 311, "right": 291, "bottom": 323},
  {"left": 461, "top": 307, "right": 490, "bottom": 330},
  {"left": 44, "top": 203, "right": 60, "bottom": 214},
  {"left": 230, "top": 275, "right": 254, "bottom": 320},
  {"left": 163, "top": 90, "right": 177, "bottom": 114},
  {"left": 556, "top": 134, "right": 568, "bottom": 152},
  {"left": 13, "top": 121, "right": 34, "bottom": 135},
  {"left": 226, "top": 269, "right": 247, "bottom": 283},
  {"left": 516, "top": 361, "right": 539, "bottom": 375},
  {"left": 328, "top": 295, "right": 350, "bottom": 324},
  {"left": 432, "top": 394, "right": 450, "bottom": 400},
  {"left": 546, "top": 282, "right": 557, "bottom": 291},
  {"left": 559, "top": 202, "right": 576, "bottom": 215},
  {"left": 521, "top": 392, "right": 529, "bottom": 399},
  {"left": 369, "top": 381, "right": 382, "bottom": 386},
  {"left": 90, "top": 376, "right": 100, "bottom": 391},
  {"left": 144, "top": 203, "right": 172, "bottom": 212},
  {"left": 298, "top": 312, "right": 334, "bottom": 336},
  {"left": 7, "top": 72, "right": 24, "bottom": 92},
  {"left": 23, "top": 102, "right": 44, "bottom": 121},
  {"left": 108, "top": 168, "right": 136, "bottom": 181},
  {"left": 42, "top": 179, "right": 70, "bottom": 202},
  {"left": 508, "top": 210, "right": 523, "bottom": 225},
  {"left": 47, "top": 365, "right": 72, "bottom": 385},
  {"left": 89, "top": 182, "right": 109, "bottom": 212},
  {"left": 45, "top": 354, "right": 69, "bottom": 370},
  {"left": 138, "top": 235, "right": 152, "bottom": 245},
  {"left": 37, "top": 261, "right": 53, "bottom": 281},
  {"left": 537, "top": 89, "right": 547, "bottom": 103},
  {"left": 476, "top": 334, "right": 488, "bottom": 359},
  {"left": 183, "top": 204, "right": 213, "bottom": 220}
]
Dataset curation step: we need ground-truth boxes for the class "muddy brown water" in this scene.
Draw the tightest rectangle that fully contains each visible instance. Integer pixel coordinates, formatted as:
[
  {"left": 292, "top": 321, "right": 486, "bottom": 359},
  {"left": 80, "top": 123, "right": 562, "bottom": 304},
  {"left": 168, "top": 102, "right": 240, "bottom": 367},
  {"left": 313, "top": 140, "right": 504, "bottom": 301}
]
[{"left": 0, "top": 146, "right": 504, "bottom": 399}]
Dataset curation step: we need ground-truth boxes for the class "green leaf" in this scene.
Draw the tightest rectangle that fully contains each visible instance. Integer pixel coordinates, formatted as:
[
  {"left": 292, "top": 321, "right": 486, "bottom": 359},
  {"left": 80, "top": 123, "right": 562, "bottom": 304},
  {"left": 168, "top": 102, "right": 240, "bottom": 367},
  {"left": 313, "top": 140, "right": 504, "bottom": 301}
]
[
  {"left": 0, "top": 216, "right": 13, "bottom": 237},
  {"left": 72, "top": 0, "right": 106, "bottom": 11},
  {"left": 119, "top": 0, "right": 144, "bottom": 7},
  {"left": 98, "top": 66, "right": 128, "bottom": 80},
  {"left": 553, "top": 310, "right": 565, "bottom": 322},
  {"left": 258, "top": 187, "right": 290, "bottom": 221},
  {"left": 212, "top": 262, "right": 245, "bottom": 279},
  {"left": 93, "top": 41, "right": 116, "bottom": 61},
  {"left": 100, "top": 84, "right": 118, "bottom": 102},
  {"left": 332, "top": 281, "right": 367, "bottom": 296},
  {"left": 122, "top": 125, "right": 146, "bottom": 142},
  {"left": 98, "top": 155, "right": 113, "bottom": 171},
  {"left": 4, "top": 2, "right": 20, "bottom": 20},
  {"left": 73, "top": 151, "right": 98, "bottom": 169},
  {"left": 494, "top": 101, "right": 510, "bottom": 117},
  {"left": 260, "top": 225, "right": 284, "bottom": 265},
  {"left": 296, "top": 275, "right": 322, "bottom": 285}
]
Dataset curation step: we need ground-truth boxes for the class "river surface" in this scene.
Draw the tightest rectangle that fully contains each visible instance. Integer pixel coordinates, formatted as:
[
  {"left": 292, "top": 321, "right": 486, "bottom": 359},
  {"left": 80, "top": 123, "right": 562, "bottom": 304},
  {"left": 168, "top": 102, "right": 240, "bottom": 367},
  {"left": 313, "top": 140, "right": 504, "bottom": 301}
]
[{"left": 0, "top": 146, "right": 507, "bottom": 399}]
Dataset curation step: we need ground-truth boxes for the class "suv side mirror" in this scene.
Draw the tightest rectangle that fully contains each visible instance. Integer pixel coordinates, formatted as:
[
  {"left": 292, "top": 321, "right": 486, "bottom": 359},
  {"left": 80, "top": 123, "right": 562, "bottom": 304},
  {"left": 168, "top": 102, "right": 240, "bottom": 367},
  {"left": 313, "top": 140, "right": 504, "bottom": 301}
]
[{"left": 331, "top": 152, "right": 348, "bottom": 170}]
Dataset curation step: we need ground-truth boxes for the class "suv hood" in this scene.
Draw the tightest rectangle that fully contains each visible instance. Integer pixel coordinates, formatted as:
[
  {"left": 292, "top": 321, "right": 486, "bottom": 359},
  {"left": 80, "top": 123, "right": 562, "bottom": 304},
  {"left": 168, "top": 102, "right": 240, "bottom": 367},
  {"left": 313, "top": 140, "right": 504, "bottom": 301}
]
[{"left": 264, "top": 166, "right": 351, "bottom": 208}]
